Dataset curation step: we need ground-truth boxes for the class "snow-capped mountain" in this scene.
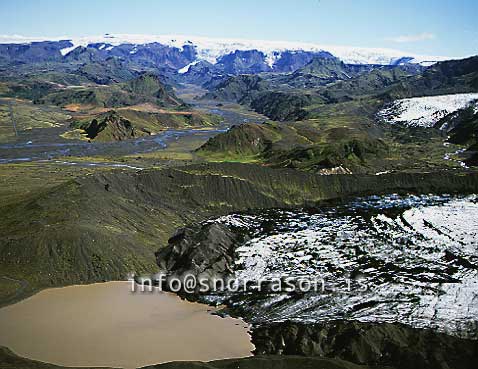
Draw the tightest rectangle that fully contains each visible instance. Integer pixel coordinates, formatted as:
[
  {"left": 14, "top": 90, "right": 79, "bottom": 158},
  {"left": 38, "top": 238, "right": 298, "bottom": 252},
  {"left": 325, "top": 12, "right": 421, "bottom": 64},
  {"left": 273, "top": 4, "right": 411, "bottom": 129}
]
[{"left": 0, "top": 33, "right": 453, "bottom": 68}]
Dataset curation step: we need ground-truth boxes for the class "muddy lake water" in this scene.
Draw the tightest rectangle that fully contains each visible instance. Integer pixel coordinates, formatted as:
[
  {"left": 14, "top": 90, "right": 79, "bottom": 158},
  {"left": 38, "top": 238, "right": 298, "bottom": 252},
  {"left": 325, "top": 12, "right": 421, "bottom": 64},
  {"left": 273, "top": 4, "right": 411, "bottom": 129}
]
[{"left": 0, "top": 281, "right": 253, "bottom": 368}]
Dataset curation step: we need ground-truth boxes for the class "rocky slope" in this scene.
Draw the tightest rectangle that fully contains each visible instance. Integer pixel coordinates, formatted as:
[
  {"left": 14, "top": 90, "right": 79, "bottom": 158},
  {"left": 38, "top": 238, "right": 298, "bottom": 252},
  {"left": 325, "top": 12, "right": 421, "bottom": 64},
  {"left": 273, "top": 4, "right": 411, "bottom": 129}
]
[
  {"left": 313, "top": 65, "right": 421, "bottom": 103},
  {"left": 146, "top": 356, "right": 382, "bottom": 369},
  {"left": 2, "top": 163, "right": 478, "bottom": 306},
  {"left": 202, "top": 75, "right": 268, "bottom": 104},
  {"left": 200, "top": 56, "right": 477, "bottom": 124},
  {"left": 156, "top": 223, "right": 249, "bottom": 287},
  {"left": 438, "top": 104, "right": 478, "bottom": 166},
  {"left": 381, "top": 56, "right": 478, "bottom": 100},
  {"left": 35, "top": 72, "right": 184, "bottom": 109},
  {"left": 152, "top": 191, "right": 478, "bottom": 369},
  {"left": 0, "top": 346, "right": 383, "bottom": 369},
  {"left": 196, "top": 117, "right": 456, "bottom": 174},
  {"left": 252, "top": 321, "right": 478, "bottom": 369},
  {"left": 154, "top": 167, "right": 478, "bottom": 282},
  {"left": 0, "top": 34, "right": 450, "bottom": 72},
  {"left": 73, "top": 110, "right": 147, "bottom": 141},
  {"left": 265, "top": 56, "right": 407, "bottom": 90}
]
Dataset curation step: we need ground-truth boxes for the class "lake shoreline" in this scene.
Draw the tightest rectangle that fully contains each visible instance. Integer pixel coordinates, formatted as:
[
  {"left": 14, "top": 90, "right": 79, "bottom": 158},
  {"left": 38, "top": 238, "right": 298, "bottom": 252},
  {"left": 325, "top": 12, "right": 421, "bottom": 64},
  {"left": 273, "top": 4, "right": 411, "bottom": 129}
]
[{"left": 0, "top": 281, "right": 254, "bottom": 369}]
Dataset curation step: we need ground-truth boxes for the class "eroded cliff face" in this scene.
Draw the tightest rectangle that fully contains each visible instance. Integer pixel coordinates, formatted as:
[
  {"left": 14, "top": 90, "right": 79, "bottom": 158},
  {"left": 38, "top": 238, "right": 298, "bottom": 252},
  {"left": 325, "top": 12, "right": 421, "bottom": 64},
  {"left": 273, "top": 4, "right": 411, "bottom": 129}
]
[{"left": 156, "top": 223, "right": 249, "bottom": 283}]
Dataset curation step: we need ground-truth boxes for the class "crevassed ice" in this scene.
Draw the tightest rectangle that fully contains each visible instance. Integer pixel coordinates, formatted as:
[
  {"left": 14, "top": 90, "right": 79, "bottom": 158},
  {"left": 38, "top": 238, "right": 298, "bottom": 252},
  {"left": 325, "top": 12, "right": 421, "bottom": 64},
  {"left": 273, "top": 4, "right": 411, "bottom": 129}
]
[{"left": 225, "top": 194, "right": 478, "bottom": 338}]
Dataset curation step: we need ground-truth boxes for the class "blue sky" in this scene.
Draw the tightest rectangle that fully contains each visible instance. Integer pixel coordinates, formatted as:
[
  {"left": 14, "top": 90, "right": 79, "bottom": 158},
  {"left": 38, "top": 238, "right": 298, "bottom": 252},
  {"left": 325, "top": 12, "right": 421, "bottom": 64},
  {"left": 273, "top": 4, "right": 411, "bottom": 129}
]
[{"left": 1, "top": 0, "right": 477, "bottom": 57}]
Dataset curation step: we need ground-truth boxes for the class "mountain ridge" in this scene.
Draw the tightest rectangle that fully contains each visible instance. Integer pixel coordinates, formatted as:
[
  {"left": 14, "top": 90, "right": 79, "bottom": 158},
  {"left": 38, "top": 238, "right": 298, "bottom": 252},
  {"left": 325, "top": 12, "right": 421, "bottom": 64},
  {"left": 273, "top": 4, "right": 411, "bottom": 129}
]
[{"left": 0, "top": 33, "right": 458, "bottom": 68}]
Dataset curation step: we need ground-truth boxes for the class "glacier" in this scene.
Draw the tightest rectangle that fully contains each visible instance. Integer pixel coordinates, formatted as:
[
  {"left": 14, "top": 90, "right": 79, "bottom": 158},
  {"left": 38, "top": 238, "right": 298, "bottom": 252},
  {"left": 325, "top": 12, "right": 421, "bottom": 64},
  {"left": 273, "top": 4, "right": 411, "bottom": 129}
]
[
  {"left": 0, "top": 33, "right": 456, "bottom": 66},
  {"left": 379, "top": 93, "right": 478, "bottom": 128}
]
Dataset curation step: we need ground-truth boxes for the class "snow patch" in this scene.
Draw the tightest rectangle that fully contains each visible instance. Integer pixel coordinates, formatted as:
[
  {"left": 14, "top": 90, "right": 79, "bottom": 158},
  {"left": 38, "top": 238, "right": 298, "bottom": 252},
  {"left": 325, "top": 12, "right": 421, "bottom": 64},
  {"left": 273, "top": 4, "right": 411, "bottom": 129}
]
[
  {"left": 60, "top": 45, "right": 77, "bottom": 56},
  {"left": 178, "top": 60, "right": 200, "bottom": 74},
  {"left": 379, "top": 93, "right": 478, "bottom": 128}
]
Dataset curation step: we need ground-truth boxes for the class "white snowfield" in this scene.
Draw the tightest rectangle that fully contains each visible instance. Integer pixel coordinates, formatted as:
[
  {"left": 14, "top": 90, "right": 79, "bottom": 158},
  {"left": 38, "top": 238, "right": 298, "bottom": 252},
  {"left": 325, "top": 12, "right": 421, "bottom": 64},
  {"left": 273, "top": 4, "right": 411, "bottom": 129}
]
[
  {"left": 178, "top": 60, "right": 200, "bottom": 74},
  {"left": 379, "top": 93, "right": 478, "bottom": 128},
  {"left": 0, "top": 33, "right": 455, "bottom": 66}
]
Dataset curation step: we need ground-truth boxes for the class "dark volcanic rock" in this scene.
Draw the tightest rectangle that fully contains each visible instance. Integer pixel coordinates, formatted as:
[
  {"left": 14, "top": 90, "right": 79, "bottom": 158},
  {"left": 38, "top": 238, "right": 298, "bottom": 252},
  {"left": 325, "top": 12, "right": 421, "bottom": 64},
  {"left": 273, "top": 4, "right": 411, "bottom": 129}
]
[
  {"left": 434, "top": 104, "right": 478, "bottom": 167},
  {"left": 382, "top": 56, "right": 478, "bottom": 100},
  {"left": 0, "top": 40, "right": 72, "bottom": 63},
  {"left": 215, "top": 50, "right": 271, "bottom": 74},
  {"left": 156, "top": 223, "right": 249, "bottom": 281},
  {"left": 197, "top": 123, "right": 275, "bottom": 157},
  {"left": 144, "top": 355, "right": 380, "bottom": 369},
  {"left": 179, "top": 60, "right": 228, "bottom": 88},
  {"left": 202, "top": 74, "right": 268, "bottom": 104},
  {"left": 77, "top": 110, "right": 147, "bottom": 141},
  {"left": 252, "top": 321, "right": 478, "bottom": 369},
  {"left": 0, "top": 344, "right": 378, "bottom": 369},
  {"left": 272, "top": 51, "right": 336, "bottom": 73},
  {"left": 249, "top": 91, "right": 311, "bottom": 121}
]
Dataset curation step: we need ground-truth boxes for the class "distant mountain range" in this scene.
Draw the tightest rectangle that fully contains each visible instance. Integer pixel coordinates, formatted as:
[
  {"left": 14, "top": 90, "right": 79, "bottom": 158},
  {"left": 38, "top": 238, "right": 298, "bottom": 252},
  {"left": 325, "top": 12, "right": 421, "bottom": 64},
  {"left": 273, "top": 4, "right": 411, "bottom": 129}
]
[{"left": 0, "top": 34, "right": 458, "bottom": 75}]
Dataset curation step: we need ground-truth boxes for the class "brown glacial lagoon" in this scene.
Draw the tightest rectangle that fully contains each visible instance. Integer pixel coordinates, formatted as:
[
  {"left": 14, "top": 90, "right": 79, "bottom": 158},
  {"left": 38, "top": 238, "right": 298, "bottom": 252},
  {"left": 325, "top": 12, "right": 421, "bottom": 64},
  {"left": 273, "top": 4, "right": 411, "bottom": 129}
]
[{"left": 0, "top": 281, "right": 254, "bottom": 368}]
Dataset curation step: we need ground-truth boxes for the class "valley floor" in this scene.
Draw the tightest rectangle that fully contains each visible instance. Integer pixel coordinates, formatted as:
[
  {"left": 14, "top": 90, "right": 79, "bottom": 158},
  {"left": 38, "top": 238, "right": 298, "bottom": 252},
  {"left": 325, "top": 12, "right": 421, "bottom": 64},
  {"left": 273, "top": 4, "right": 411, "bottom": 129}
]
[{"left": 1, "top": 87, "right": 478, "bottom": 369}]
